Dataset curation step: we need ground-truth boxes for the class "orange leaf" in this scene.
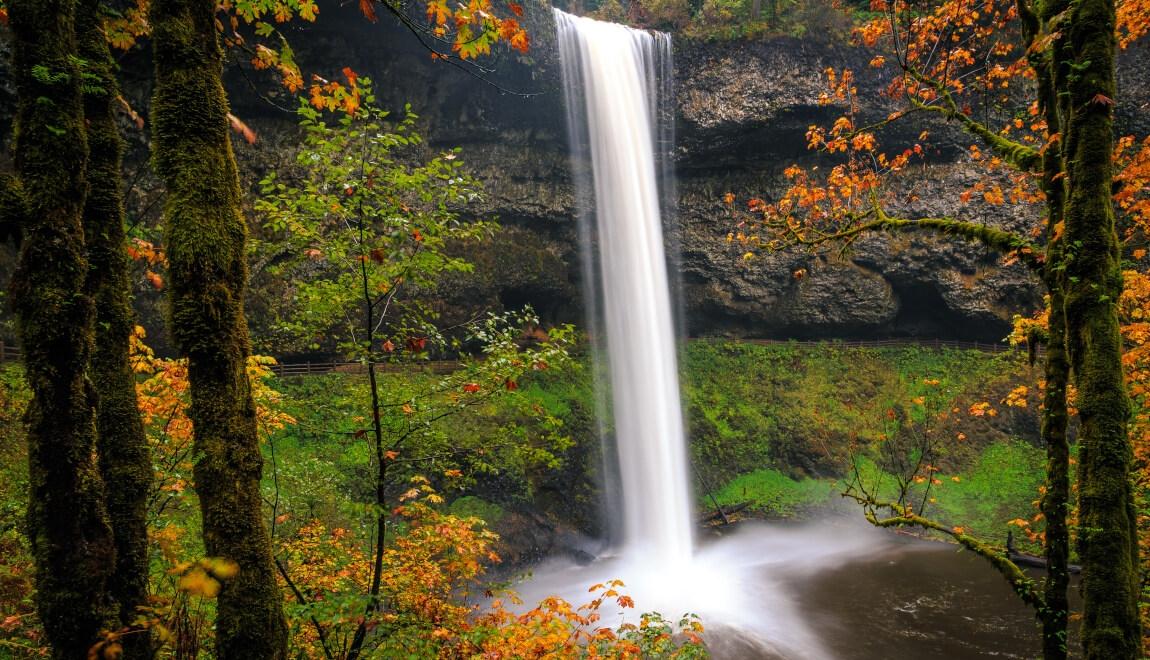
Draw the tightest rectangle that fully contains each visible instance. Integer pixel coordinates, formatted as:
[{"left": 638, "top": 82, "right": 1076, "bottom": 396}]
[
  {"left": 226, "top": 113, "right": 257, "bottom": 145},
  {"left": 359, "top": 0, "right": 378, "bottom": 22}
]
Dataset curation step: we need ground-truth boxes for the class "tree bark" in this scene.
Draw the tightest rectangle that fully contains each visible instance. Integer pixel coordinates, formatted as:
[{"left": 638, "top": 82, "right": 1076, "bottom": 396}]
[
  {"left": 77, "top": 2, "right": 155, "bottom": 656},
  {"left": 8, "top": 0, "right": 117, "bottom": 656},
  {"left": 1059, "top": 0, "right": 1142, "bottom": 654},
  {"left": 149, "top": 0, "right": 289, "bottom": 657},
  {"left": 1024, "top": 2, "right": 1071, "bottom": 651}
]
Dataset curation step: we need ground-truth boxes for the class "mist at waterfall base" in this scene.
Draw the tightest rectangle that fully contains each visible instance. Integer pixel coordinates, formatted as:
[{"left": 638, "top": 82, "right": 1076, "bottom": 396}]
[{"left": 502, "top": 11, "right": 1041, "bottom": 659}]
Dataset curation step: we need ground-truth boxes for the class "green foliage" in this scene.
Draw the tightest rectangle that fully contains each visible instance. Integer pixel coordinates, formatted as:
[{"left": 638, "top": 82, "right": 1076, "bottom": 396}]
[
  {"left": 711, "top": 468, "right": 834, "bottom": 516},
  {"left": 254, "top": 83, "right": 494, "bottom": 357},
  {"left": 448, "top": 496, "right": 506, "bottom": 524},
  {"left": 264, "top": 329, "right": 583, "bottom": 534},
  {"left": 0, "top": 365, "right": 37, "bottom": 655},
  {"left": 848, "top": 441, "right": 1048, "bottom": 551},
  {"left": 684, "top": 341, "right": 1022, "bottom": 482}
]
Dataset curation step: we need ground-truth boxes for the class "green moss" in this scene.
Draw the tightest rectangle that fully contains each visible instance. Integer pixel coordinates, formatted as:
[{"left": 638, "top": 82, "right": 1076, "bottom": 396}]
[
  {"left": 1057, "top": 0, "right": 1141, "bottom": 651},
  {"left": 448, "top": 496, "right": 507, "bottom": 525},
  {"left": 77, "top": 3, "right": 153, "bottom": 653},
  {"left": 711, "top": 469, "right": 834, "bottom": 517},
  {"left": 7, "top": 0, "right": 120, "bottom": 656},
  {"left": 150, "top": 0, "right": 287, "bottom": 656}
]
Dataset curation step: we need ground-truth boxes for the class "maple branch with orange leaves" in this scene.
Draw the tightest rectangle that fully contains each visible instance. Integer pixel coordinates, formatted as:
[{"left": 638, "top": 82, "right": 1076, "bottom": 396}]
[{"left": 904, "top": 68, "right": 1043, "bottom": 173}]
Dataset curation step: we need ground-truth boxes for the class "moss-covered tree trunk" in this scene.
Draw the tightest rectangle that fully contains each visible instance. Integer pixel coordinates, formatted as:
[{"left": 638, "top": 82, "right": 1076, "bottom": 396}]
[
  {"left": 7, "top": 0, "right": 118, "bottom": 656},
  {"left": 1024, "top": 2, "right": 1072, "bottom": 648},
  {"left": 1060, "top": 0, "right": 1142, "bottom": 654},
  {"left": 149, "top": 0, "right": 288, "bottom": 657},
  {"left": 1040, "top": 288, "right": 1071, "bottom": 660},
  {"left": 77, "top": 2, "right": 154, "bottom": 656}
]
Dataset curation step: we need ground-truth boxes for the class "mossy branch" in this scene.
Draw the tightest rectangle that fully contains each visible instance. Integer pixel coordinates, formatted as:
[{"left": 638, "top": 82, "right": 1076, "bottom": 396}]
[
  {"left": 793, "top": 206, "right": 1044, "bottom": 273},
  {"left": 845, "top": 492, "right": 1046, "bottom": 611},
  {"left": 906, "top": 69, "right": 1042, "bottom": 173}
]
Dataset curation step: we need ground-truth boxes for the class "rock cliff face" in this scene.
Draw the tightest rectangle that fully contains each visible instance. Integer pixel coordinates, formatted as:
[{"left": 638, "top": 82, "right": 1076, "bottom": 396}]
[
  {"left": 235, "top": 4, "right": 1049, "bottom": 344},
  {"left": 9, "top": 3, "right": 1117, "bottom": 345}
]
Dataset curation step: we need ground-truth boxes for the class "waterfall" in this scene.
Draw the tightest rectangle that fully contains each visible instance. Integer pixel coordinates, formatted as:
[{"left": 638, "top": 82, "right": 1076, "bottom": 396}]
[
  {"left": 554, "top": 10, "right": 693, "bottom": 569},
  {"left": 540, "top": 13, "right": 887, "bottom": 658}
]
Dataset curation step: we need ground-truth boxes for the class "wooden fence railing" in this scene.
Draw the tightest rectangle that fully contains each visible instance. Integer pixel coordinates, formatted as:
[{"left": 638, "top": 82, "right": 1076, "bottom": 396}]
[{"left": 268, "top": 361, "right": 461, "bottom": 378}]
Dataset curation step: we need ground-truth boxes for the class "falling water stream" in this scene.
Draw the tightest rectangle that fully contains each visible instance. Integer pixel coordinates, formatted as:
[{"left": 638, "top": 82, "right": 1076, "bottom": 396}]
[
  {"left": 554, "top": 9, "right": 693, "bottom": 571},
  {"left": 506, "top": 10, "right": 1048, "bottom": 658}
]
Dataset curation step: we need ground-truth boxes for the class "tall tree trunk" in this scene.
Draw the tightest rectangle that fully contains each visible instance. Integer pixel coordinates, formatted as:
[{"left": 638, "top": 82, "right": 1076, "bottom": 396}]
[
  {"left": 7, "top": 0, "right": 117, "bottom": 657},
  {"left": 149, "top": 0, "right": 288, "bottom": 657},
  {"left": 77, "top": 2, "right": 154, "bottom": 656},
  {"left": 1040, "top": 286, "right": 1071, "bottom": 660},
  {"left": 1024, "top": 3, "right": 1072, "bottom": 649},
  {"left": 1060, "top": 0, "right": 1142, "bottom": 654}
]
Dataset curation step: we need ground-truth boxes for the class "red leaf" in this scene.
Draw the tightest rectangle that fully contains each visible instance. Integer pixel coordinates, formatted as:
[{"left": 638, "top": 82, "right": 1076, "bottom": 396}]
[
  {"left": 342, "top": 66, "right": 359, "bottom": 87},
  {"left": 508, "top": 1, "right": 523, "bottom": 15},
  {"left": 382, "top": 339, "right": 395, "bottom": 352},
  {"left": 504, "top": 378, "right": 518, "bottom": 391},
  {"left": 358, "top": 0, "right": 378, "bottom": 22},
  {"left": 463, "top": 383, "right": 480, "bottom": 393},
  {"left": 226, "top": 112, "right": 257, "bottom": 145},
  {"left": 1090, "top": 93, "right": 1115, "bottom": 107}
]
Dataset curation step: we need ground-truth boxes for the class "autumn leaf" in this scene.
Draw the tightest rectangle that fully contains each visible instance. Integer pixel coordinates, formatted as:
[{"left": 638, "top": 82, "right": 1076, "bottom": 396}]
[
  {"left": 146, "top": 270, "right": 164, "bottom": 290},
  {"left": 226, "top": 113, "right": 257, "bottom": 145},
  {"left": 359, "top": 0, "right": 378, "bottom": 22},
  {"left": 1090, "top": 93, "right": 1115, "bottom": 107}
]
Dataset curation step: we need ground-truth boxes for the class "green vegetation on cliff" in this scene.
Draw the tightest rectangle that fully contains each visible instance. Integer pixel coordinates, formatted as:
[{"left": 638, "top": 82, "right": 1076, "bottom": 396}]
[{"left": 264, "top": 341, "right": 1044, "bottom": 554}]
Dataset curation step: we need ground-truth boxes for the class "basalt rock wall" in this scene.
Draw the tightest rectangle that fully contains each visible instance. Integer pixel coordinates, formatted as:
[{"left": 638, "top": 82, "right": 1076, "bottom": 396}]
[
  {"left": 236, "top": 4, "right": 1051, "bottom": 344},
  {"left": 9, "top": 5, "right": 1149, "bottom": 345}
]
